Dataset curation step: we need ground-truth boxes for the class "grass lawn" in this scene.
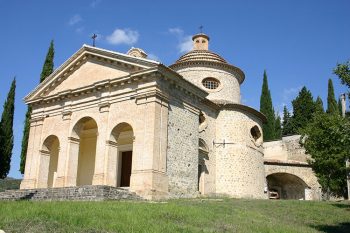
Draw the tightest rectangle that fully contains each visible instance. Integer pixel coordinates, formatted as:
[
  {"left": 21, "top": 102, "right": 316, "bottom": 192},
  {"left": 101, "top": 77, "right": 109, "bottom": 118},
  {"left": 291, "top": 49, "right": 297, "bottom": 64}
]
[{"left": 0, "top": 198, "right": 349, "bottom": 233}]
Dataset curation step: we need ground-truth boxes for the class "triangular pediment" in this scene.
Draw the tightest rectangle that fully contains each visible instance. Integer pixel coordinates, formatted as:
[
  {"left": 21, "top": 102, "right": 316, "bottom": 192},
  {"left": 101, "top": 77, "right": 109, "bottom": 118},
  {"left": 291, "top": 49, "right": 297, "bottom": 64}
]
[{"left": 26, "top": 45, "right": 159, "bottom": 102}]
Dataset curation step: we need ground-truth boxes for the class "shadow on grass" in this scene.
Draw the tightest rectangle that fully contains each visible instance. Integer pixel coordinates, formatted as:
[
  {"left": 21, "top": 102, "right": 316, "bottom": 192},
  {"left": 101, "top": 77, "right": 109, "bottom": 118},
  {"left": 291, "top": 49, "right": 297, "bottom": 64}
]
[
  {"left": 312, "top": 222, "right": 350, "bottom": 233},
  {"left": 331, "top": 203, "right": 350, "bottom": 210}
]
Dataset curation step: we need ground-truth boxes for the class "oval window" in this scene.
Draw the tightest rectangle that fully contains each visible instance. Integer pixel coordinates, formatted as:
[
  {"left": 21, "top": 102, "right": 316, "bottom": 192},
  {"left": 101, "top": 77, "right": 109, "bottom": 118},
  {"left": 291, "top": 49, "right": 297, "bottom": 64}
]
[{"left": 202, "top": 78, "right": 220, "bottom": 90}]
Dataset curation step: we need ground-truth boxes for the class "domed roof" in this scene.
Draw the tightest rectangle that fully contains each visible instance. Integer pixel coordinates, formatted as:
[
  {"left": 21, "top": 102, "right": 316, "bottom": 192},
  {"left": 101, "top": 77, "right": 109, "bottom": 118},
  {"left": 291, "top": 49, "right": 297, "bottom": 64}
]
[
  {"left": 169, "top": 33, "right": 245, "bottom": 83},
  {"left": 173, "top": 50, "right": 228, "bottom": 64}
]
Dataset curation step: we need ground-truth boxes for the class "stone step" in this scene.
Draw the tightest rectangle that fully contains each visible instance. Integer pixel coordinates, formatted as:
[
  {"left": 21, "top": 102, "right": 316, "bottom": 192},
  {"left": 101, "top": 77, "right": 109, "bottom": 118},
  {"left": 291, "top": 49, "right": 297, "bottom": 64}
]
[{"left": 0, "top": 185, "right": 142, "bottom": 201}]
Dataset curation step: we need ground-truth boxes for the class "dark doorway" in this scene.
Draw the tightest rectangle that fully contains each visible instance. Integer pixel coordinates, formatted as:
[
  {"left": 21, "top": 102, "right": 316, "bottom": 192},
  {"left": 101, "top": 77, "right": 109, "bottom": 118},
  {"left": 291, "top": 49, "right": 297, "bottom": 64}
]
[{"left": 120, "top": 151, "right": 132, "bottom": 187}]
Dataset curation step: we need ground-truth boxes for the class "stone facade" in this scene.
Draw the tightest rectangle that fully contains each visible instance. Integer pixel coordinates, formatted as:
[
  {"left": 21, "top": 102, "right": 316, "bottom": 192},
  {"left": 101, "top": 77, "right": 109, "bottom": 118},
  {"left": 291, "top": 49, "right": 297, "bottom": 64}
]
[
  {"left": 264, "top": 135, "right": 321, "bottom": 200},
  {"left": 17, "top": 33, "right": 320, "bottom": 200}
]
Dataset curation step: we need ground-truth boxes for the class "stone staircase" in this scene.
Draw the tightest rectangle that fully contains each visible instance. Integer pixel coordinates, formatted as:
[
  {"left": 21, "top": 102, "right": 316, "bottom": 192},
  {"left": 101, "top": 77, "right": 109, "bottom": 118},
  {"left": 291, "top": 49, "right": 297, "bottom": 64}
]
[{"left": 0, "top": 185, "right": 142, "bottom": 201}]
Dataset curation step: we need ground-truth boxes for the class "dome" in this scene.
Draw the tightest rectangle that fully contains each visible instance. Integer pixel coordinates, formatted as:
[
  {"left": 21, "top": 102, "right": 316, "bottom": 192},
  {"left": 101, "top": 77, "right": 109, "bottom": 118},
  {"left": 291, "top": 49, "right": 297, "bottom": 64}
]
[
  {"left": 173, "top": 50, "right": 228, "bottom": 64},
  {"left": 169, "top": 33, "right": 245, "bottom": 84}
]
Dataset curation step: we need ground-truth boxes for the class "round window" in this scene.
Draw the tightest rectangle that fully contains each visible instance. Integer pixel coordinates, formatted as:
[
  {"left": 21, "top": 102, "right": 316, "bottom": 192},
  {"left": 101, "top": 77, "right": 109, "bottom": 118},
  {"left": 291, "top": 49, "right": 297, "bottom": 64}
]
[{"left": 202, "top": 78, "right": 220, "bottom": 90}]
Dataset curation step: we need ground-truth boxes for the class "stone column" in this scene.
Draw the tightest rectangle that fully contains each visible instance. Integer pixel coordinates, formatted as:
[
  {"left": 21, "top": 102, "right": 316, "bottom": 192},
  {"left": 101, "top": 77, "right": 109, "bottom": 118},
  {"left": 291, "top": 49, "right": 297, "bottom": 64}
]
[
  {"left": 92, "top": 102, "right": 110, "bottom": 185},
  {"left": 36, "top": 150, "right": 51, "bottom": 188},
  {"left": 105, "top": 140, "right": 118, "bottom": 186},
  {"left": 65, "top": 137, "right": 80, "bottom": 186},
  {"left": 130, "top": 91, "right": 169, "bottom": 199},
  {"left": 54, "top": 111, "right": 72, "bottom": 187},
  {"left": 20, "top": 117, "right": 44, "bottom": 189}
]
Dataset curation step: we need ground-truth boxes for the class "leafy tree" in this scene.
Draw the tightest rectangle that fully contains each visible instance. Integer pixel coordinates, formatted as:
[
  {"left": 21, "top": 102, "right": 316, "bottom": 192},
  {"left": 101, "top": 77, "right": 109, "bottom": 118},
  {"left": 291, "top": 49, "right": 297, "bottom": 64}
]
[
  {"left": 0, "top": 78, "right": 16, "bottom": 178},
  {"left": 334, "top": 61, "right": 350, "bottom": 90},
  {"left": 334, "top": 61, "right": 350, "bottom": 108},
  {"left": 291, "top": 86, "right": 315, "bottom": 133},
  {"left": 20, "top": 40, "right": 55, "bottom": 174},
  {"left": 274, "top": 112, "right": 282, "bottom": 140},
  {"left": 259, "top": 70, "right": 276, "bottom": 141},
  {"left": 314, "top": 96, "right": 324, "bottom": 115},
  {"left": 282, "top": 106, "right": 294, "bottom": 136},
  {"left": 327, "top": 79, "right": 338, "bottom": 114},
  {"left": 301, "top": 113, "right": 350, "bottom": 199}
]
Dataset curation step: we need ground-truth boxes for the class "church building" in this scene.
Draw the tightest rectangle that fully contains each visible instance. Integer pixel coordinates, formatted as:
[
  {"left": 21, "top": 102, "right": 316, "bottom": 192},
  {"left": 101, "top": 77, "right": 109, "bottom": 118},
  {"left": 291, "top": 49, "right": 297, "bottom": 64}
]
[{"left": 19, "top": 33, "right": 321, "bottom": 200}]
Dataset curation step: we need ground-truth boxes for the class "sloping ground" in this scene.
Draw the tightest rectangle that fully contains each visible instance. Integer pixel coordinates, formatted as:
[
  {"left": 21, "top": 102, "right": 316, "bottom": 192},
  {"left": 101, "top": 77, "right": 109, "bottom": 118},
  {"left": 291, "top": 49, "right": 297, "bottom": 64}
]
[
  {"left": 0, "top": 185, "right": 141, "bottom": 201},
  {"left": 0, "top": 178, "right": 21, "bottom": 192},
  {"left": 0, "top": 199, "right": 349, "bottom": 233}
]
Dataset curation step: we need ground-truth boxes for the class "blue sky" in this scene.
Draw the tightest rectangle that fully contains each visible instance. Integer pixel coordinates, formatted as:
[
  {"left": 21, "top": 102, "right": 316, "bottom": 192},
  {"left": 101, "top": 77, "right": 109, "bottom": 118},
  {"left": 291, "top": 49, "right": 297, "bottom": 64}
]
[{"left": 1, "top": 0, "right": 349, "bottom": 178}]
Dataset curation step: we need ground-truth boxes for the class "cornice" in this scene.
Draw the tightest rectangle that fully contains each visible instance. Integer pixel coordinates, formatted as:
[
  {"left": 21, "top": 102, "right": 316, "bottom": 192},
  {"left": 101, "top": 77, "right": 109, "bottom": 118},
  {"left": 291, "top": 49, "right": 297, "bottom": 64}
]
[
  {"left": 169, "top": 60, "right": 245, "bottom": 84},
  {"left": 27, "top": 67, "right": 158, "bottom": 105},
  {"left": 25, "top": 45, "right": 159, "bottom": 102},
  {"left": 218, "top": 103, "right": 267, "bottom": 123}
]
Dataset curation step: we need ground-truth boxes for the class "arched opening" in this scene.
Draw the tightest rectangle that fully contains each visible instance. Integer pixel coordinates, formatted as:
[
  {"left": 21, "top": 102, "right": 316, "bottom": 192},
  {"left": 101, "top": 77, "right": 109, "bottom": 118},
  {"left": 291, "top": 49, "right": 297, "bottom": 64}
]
[
  {"left": 40, "top": 135, "right": 60, "bottom": 188},
  {"left": 110, "top": 123, "right": 134, "bottom": 187},
  {"left": 198, "top": 139, "right": 209, "bottom": 194},
  {"left": 72, "top": 117, "right": 98, "bottom": 186},
  {"left": 267, "top": 173, "right": 309, "bottom": 200}
]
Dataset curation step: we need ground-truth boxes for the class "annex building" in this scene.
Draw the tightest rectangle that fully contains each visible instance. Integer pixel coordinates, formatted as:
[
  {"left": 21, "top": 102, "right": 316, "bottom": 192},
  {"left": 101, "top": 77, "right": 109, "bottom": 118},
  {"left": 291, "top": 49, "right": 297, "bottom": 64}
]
[{"left": 19, "top": 33, "right": 321, "bottom": 200}]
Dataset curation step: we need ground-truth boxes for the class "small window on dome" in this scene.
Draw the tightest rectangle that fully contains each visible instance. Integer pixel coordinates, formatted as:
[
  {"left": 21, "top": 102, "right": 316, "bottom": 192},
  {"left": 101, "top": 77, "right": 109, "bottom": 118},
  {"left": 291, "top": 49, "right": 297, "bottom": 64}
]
[
  {"left": 196, "top": 40, "right": 200, "bottom": 43},
  {"left": 202, "top": 40, "right": 206, "bottom": 43},
  {"left": 202, "top": 78, "right": 220, "bottom": 90}
]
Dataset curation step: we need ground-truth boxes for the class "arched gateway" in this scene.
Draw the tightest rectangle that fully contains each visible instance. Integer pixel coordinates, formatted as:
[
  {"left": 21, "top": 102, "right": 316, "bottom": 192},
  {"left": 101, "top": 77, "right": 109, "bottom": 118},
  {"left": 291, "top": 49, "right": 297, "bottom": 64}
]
[{"left": 71, "top": 117, "right": 98, "bottom": 186}]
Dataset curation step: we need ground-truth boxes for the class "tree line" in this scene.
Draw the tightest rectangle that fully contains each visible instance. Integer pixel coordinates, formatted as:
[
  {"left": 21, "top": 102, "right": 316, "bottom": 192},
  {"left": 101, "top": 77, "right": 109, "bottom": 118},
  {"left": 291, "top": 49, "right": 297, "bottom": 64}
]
[{"left": 259, "top": 65, "right": 350, "bottom": 199}]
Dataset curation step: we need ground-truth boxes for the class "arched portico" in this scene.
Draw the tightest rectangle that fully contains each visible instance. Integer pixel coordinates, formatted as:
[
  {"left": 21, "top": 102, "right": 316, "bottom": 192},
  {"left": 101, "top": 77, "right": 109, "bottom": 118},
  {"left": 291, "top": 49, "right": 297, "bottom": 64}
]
[
  {"left": 106, "top": 122, "right": 134, "bottom": 187},
  {"left": 267, "top": 172, "right": 309, "bottom": 200},
  {"left": 37, "top": 135, "right": 60, "bottom": 188},
  {"left": 66, "top": 117, "right": 98, "bottom": 186}
]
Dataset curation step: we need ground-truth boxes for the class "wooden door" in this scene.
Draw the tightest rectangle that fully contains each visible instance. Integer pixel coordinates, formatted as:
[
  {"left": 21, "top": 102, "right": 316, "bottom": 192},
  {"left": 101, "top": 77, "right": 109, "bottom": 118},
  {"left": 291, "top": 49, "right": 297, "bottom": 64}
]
[{"left": 120, "top": 151, "right": 132, "bottom": 187}]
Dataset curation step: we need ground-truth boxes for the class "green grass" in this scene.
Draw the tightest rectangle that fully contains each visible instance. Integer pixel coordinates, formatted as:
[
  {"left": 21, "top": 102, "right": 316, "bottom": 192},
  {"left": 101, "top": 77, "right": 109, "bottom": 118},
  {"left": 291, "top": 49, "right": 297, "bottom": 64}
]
[
  {"left": 0, "top": 178, "right": 21, "bottom": 192},
  {"left": 0, "top": 199, "right": 349, "bottom": 233}
]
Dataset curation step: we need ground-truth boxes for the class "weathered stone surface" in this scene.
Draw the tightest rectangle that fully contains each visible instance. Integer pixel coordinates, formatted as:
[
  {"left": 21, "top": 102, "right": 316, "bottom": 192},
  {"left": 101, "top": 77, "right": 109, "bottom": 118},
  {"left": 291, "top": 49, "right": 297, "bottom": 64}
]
[{"left": 0, "top": 185, "right": 142, "bottom": 201}]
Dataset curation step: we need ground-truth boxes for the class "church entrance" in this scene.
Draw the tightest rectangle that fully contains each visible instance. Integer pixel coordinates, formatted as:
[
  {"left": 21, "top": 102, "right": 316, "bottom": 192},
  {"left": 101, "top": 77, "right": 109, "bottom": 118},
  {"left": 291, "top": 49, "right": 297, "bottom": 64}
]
[
  {"left": 110, "top": 122, "right": 134, "bottom": 188},
  {"left": 39, "top": 135, "right": 60, "bottom": 188},
  {"left": 120, "top": 151, "right": 132, "bottom": 187}
]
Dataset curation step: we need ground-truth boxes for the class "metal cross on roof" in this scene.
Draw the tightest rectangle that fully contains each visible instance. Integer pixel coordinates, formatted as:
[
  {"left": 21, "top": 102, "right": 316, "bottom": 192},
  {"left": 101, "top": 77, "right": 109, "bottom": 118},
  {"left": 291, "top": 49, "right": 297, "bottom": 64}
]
[
  {"left": 91, "top": 34, "right": 97, "bottom": 47},
  {"left": 199, "top": 25, "right": 204, "bottom": 33}
]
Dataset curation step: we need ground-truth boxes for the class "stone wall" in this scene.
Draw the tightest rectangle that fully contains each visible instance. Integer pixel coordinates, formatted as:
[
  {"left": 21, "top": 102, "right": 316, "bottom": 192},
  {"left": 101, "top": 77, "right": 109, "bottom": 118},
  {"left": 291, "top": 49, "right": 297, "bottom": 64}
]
[
  {"left": 166, "top": 98, "right": 199, "bottom": 197},
  {"left": 264, "top": 135, "right": 321, "bottom": 200},
  {"left": 264, "top": 135, "right": 309, "bottom": 163},
  {"left": 215, "top": 108, "right": 266, "bottom": 199},
  {"left": 197, "top": 104, "right": 218, "bottom": 195},
  {"left": 176, "top": 66, "right": 241, "bottom": 104},
  {"left": 0, "top": 185, "right": 141, "bottom": 201}
]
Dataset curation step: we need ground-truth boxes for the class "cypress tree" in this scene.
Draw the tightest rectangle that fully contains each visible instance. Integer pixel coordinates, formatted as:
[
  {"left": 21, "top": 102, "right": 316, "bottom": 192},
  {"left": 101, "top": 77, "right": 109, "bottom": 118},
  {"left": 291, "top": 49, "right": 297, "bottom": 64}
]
[
  {"left": 327, "top": 79, "right": 338, "bottom": 114},
  {"left": 282, "top": 106, "right": 294, "bottom": 136},
  {"left": 259, "top": 70, "right": 275, "bottom": 141},
  {"left": 40, "top": 40, "right": 55, "bottom": 82},
  {"left": 338, "top": 98, "right": 342, "bottom": 116},
  {"left": 20, "top": 40, "right": 55, "bottom": 174},
  {"left": 274, "top": 112, "right": 282, "bottom": 140},
  {"left": 291, "top": 86, "right": 315, "bottom": 133},
  {"left": 0, "top": 78, "right": 16, "bottom": 178},
  {"left": 314, "top": 96, "right": 324, "bottom": 115}
]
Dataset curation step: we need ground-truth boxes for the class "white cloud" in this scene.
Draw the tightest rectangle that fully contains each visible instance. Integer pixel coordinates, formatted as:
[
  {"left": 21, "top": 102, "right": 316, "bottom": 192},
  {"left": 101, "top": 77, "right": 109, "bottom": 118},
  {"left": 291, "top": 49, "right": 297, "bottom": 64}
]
[
  {"left": 106, "top": 28, "right": 139, "bottom": 45},
  {"left": 168, "top": 27, "right": 193, "bottom": 53},
  {"left": 75, "top": 27, "right": 85, "bottom": 34},
  {"left": 69, "top": 14, "right": 82, "bottom": 26},
  {"left": 168, "top": 27, "right": 183, "bottom": 35},
  {"left": 90, "top": 0, "right": 102, "bottom": 8},
  {"left": 148, "top": 53, "right": 160, "bottom": 62},
  {"left": 178, "top": 36, "right": 193, "bottom": 53},
  {"left": 282, "top": 86, "right": 302, "bottom": 103}
]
